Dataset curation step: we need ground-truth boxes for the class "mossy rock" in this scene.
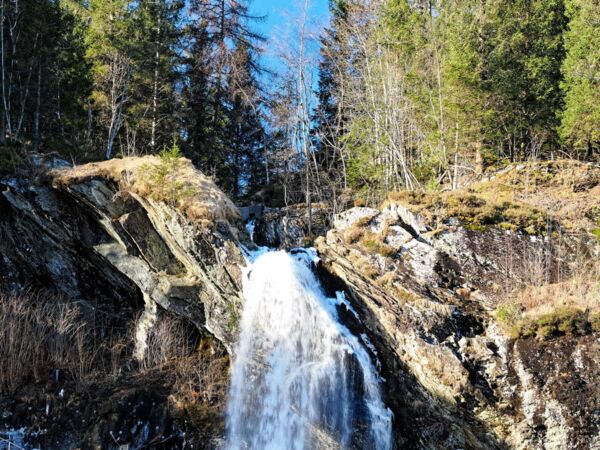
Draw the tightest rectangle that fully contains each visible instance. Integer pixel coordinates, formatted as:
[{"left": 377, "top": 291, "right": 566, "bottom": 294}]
[
  {"left": 387, "top": 187, "right": 550, "bottom": 236},
  {"left": 517, "top": 308, "right": 590, "bottom": 340}
]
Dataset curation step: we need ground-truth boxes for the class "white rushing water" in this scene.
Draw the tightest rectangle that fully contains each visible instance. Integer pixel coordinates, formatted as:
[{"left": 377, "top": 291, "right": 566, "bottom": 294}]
[{"left": 226, "top": 244, "right": 393, "bottom": 450}]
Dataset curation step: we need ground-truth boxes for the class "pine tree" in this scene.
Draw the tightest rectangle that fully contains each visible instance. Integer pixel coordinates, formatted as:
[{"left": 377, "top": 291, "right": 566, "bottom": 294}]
[
  {"left": 559, "top": 0, "right": 600, "bottom": 157},
  {"left": 438, "top": 0, "right": 488, "bottom": 175},
  {"left": 224, "top": 42, "right": 266, "bottom": 198}
]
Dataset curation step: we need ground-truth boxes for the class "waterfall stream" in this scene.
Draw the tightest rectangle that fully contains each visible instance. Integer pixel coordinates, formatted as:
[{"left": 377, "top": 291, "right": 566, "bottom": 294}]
[{"left": 225, "top": 237, "right": 393, "bottom": 450}]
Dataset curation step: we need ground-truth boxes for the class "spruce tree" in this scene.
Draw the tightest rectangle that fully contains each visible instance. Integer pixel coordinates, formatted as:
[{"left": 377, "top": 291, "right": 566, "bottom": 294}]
[
  {"left": 559, "top": 0, "right": 600, "bottom": 157},
  {"left": 183, "top": 0, "right": 264, "bottom": 194},
  {"left": 481, "top": 0, "right": 567, "bottom": 161}
]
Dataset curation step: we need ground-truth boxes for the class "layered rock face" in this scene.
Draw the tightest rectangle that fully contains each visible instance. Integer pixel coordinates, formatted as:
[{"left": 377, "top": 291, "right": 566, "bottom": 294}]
[
  {"left": 0, "top": 157, "right": 245, "bottom": 448},
  {"left": 1, "top": 156, "right": 246, "bottom": 348},
  {"left": 316, "top": 204, "right": 600, "bottom": 450},
  {"left": 252, "top": 204, "right": 330, "bottom": 248}
]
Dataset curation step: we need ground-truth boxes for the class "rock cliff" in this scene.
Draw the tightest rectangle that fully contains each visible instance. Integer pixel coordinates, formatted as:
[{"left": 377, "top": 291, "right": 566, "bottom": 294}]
[
  {"left": 314, "top": 161, "right": 600, "bottom": 450},
  {"left": 1, "top": 157, "right": 598, "bottom": 449},
  {"left": 1, "top": 155, "right": 246, "bottom": 348},
  {"left": 0, "top": 156, "right": 245, "bottom": 448}
]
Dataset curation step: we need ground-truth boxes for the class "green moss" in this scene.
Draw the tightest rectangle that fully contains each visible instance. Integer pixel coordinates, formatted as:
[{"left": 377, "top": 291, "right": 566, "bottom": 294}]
[
  {"left": 465, "top": 223, "right": 488, "bottom": 232},
  {"left": 496, "top": 302, "right": 523, "bottom": 324},
  {"left": 499, "top": 222, "right": 518, "bottom": 232},
  {"left": 516, "top": 308, "right": 589, "bottom": 340},
  {"left": 496, "top": 303, "right": 599, "bottom": 340},
  {"left": 590, "top": 313, "right": 600, "bottom": 333},
  {"left": 225, "top": 302, "right": 239, "bottom": 332}
]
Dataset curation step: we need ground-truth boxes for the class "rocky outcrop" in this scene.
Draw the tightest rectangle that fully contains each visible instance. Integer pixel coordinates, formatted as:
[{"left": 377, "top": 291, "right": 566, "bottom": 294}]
[
  {"left": 2, "top": 156, "right": 598, "bottom": 449},
  {"left": 0, "top": 156, "right": 246, "bottom": 349},
  {"left": 0, "top": 156, "right": 244, "bottom": 449},
  {"left": 316, "top": 205, "right": 600, "bottom": 450},
  {"left": 252, "top": 204, "right": 330, "bottom": 248}
]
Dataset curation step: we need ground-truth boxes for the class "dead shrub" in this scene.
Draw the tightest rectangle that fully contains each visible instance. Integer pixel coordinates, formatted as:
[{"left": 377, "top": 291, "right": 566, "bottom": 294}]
[
  {"left": 137, "top": 312, "right": 198, "bottom": 370},
  {"left": 168, "top": 339, "right": 230, "bottom": 438},
  {"left": 0, "top": 290, "right": 92, "bottom": 394}
]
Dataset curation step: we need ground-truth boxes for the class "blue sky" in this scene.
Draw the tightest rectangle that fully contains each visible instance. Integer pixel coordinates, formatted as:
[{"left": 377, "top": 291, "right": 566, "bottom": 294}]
[
  {"left": 250, "top": 0, "right": 330, "bottom": 73},
  {"left": 250, "top": 0, "right": 330, "bottom": 40}
]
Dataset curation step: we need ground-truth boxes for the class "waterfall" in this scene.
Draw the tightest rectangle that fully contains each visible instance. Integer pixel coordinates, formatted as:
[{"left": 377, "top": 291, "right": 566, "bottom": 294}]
[{"left": 226, "top": 246, "right": 393, "bottom": 450}]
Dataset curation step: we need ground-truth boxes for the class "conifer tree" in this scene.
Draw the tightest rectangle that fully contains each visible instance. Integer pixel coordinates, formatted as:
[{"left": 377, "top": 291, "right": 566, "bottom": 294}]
[
  {"left": 481, "top": 0, "right": 567, "bottom": 161},
  {"left": 84, "top": 0, "right": 135, "bottom": 159},
  {"left": 183, "top": 0, "right": 264, "bottom": 196},
  {"left": 559, "top": 0, "right": 600, "bottom": 157}
]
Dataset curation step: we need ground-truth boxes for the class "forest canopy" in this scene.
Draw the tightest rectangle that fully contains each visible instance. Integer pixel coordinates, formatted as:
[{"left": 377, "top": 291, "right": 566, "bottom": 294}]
[{"left": 0, "top": 0, "right": 598, "bottom": 209}]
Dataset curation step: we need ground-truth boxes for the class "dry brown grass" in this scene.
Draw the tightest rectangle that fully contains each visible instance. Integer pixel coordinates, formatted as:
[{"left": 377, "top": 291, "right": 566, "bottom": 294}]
[
  {"left": 136, "top": 312, "right": 198, "bottom": 371},
  {"left": 0, "top": 290, "right": 92, "bottom": 394},
  {"left": 473, "top": 160, "right": 600, "bottom": 233},
  {"left": 359, "top": 231, "right": 396, "bottom": 257},
  {"left": 386, "top": 160, "right": 600, "bottom": 235},
  {"left": 172, "top": 342, "right": 229, "bottom": 412},
  {"left": 386, "top": 189, "right": 548, "bottom": 235},
  {"left": 375, "top": 272, "right": 420, "bottom": 302},
  {"left": 168, "top": 338, "right": 230, "bottom": 440},
  {"left": 343, "top": 226, "right": 365, "bottom": 244},
  {"left": 515, "top": 272, "right": 600, "bottom": 318},
  {"left": 347, "top": 252, "right": 379, "bottom": 279},
  {"left": 50, "top": 155, "right": 240, "bottom": 227},
  {"left": 496, "top": 245, "right": 600, "bottom": 339},
  {"left": 342, "top": 216, "right": 395, "bottom": 257}
]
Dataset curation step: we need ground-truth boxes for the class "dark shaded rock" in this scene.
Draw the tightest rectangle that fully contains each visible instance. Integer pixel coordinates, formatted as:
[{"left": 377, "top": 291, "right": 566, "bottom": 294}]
[
  {"left": 0, "top": 160, "right": 244, "bottom": 449},
  {"left": 0, "top": 168, "right": 245, "bottom": 349},
  {"left": 253, "top": 204, "right": 330, "bottom": 248}
]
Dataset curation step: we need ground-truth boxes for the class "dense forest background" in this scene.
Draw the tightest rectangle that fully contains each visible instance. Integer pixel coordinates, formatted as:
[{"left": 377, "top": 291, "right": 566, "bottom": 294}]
[{"left": 0, "top": 0, "right": 598, "bottom": 210}]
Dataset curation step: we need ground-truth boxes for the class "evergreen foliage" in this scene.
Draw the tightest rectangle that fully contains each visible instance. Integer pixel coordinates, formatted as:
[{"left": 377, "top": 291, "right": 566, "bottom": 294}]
[
  {"left": 559, "top": 0, "right": 600, "bottom": 156},
  {"left": 0, "top": 0, "right": 598, "bottom": 205}
]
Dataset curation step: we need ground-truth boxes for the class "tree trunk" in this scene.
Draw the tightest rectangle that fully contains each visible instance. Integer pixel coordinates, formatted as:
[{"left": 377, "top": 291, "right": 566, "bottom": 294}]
[
  {"left": 33, "top": 62, "right": 41, "bottom": 151},
  {"left": 150, "top": 2, "right": 161, "bottom": 151},
  {"left": 1, "top": 0, "right": 11, "bottom": 144}
]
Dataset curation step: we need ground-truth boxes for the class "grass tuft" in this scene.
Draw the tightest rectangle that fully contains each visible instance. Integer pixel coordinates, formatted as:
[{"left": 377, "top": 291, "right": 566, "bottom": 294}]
[{"left": 50, "top": 153, "right": 240, "bottom": 227}]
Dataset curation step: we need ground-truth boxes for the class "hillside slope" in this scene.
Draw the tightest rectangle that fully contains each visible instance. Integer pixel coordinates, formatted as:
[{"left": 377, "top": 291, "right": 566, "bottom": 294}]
[{"left": 313, "top": 160, "right": 600, "bottom": 449}]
